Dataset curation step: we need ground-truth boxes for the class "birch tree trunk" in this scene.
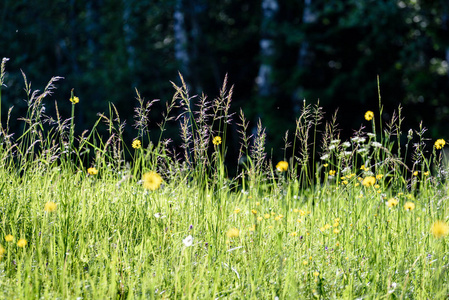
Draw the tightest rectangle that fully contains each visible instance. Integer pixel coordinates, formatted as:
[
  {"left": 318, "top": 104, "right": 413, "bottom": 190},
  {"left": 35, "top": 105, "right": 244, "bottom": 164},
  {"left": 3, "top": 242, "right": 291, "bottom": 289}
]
[
  {"left": 174, "top": 0, "right": 191, "bottom": 80},
  {"left": 256, "top": 0, "right": 279, "bottom": 99}
]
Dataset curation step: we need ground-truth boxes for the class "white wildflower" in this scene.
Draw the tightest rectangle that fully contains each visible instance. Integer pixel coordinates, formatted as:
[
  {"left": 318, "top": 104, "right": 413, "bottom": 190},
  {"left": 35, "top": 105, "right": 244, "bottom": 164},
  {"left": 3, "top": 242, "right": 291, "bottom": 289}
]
[
  {"left": 367, "top": 133, "right": 376, "bottom": 138},
  {"left": 342, "top": 141, "right": 351, "bottom": 148},
  {"left": 372, "top": 141, "right": 382, "bottom": 148},
  {"left": 320, "top": 154, "right": 329, "bottom": 160},
  {"left": 182, "top": 235, "right": 194, "bottom": 247}
]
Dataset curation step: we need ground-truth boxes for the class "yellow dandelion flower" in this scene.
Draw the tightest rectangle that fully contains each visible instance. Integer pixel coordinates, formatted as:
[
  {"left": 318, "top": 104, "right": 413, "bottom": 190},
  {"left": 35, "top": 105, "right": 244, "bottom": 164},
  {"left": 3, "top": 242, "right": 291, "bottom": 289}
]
[
  {"left": 303, "top": 260, "right": 308, "bottom": 265},
  {"left": 69, "top": 95, "right": 79, "bottom": 104},
  {"left": 264, "top": 213, "right": 270, "bottom": 219},
  {"left": 329, "top": 170, "right": 336, "bottom": 176},
  {"left": 323, "top": 163, "right": 329, "bottom": 167},
  {"left": 271, "top": 212, "right": 276, "bottom": 216},
  {"left": 212, "top": 136, "right": 222, "bottom": 145},
  {"left": 336, "top": 242, "right": 340, "bottom": 247},
  {"left": 44, "top": 201, "right": 57, "bottom": 213},
  {"left": 342, "top": 180, "right": 348, "bottom": 185},
  {"left": 132, "top": 139, "right": 141, "bottom": 149},
  {"left": 413, "top": 171, "right": 418, "bottom": 176},
  {"left": 376, "top": 174, "right": 383, "bottom": 179},
  {"left": 142, "top": 171, "right": 163, "bottom": 191},
  {"left": 255, "top": 202, "right": 260, "bottom": 206},
  {"left": 386, "top": 198, "right": 399, "bottom": 208},
  {"left": 5, "top": 235, "right": 13, "bottom": 242},
  {"left": 249, "top": 225, "right": 256, "bottom": 231},
  {"left": 324, "top": 224, "right": 331, "bottom": 230},
  {"left": 333, "top": 228, "right": 339, "bottom": 234},
  {"left": 17, "top": 239, "right": 27, "bottom": 248},
  {"left": 274, "top": 216, "right": 281, "bottom": 221},
  {"left": 334, "top": 218, "right": 340, "bottom": 222},
  {"left": 341, "top": 176, "right": 346, "bottom": 180},
  {"left": 257, "top": 216, "right": 263, "bottom": 222},
  {"left": 276, "top": 161, "right": 288, "bottom": 172},
  {"left": 251, "top": 209, "right": 257, "bottom": 215},
  {"left": 424, "top": 171, "right": 430, "bottom": 176},
  {"left": 360, "top": 165, "right": 365, "bottom": 170},
  {"left": 431, "top": 221, "right": 449, "bottom": 238},
  {"left": 313, "top": 271, "right": 320, "bottom": 277},
  {"left": 289, "top": 232, "right": 297, "bottom": 237},
  {"left": 364, "top": 111, "right": 374, "bottom": 121},
  {"left": 333, "top": 222, "right": 339, "bottom": 227},
  {"left": 226, "top": 228, "right": 240, "bottom": 238},
  {"left": 404, "top": 202, "right": 415, "bottom": 211},
  {"left": 234, "top": 208, "right": 241, "bottom": 214},
  {"left": 434, "top": 139, "right": 446, "bottom": 150},
  {"left": 297, "top": 219, "right": 302, "bottom": 223},
  {"left": 299, "top": 210, "right": 306, "bottom": 216},
  {"left": 87, "top": 167, "right": 98, "bottom": 175},
  {"left": 362, "top": 176, "right": 376, "bottom": 187},
  {"left": 355, "top": 183, "right": 360, "bottom": 186},
  {"left": 374, "top": 184, "right": 380, "bottom": 189},
  {"left": 278, "top": 214, "right": 284, "bottom": 219}
]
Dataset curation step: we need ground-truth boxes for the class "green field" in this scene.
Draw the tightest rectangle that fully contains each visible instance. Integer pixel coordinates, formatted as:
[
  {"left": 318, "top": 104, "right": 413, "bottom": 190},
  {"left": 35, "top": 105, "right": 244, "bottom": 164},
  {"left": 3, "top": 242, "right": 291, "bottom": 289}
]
[{"left": 0, "top": 62, "right": 448, "bottom": 299}]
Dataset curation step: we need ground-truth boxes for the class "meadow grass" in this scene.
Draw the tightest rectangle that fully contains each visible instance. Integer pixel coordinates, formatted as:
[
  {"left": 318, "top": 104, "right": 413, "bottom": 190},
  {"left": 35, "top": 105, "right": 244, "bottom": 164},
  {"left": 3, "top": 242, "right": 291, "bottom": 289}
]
[{"left": 0, "top": 60, "right": 448, "bottom": 299}]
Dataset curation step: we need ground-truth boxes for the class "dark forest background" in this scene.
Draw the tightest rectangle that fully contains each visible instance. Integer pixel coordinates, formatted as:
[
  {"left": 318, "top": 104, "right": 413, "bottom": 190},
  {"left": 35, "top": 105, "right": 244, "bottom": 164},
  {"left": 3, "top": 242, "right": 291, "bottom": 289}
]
[{"left": 1, "top": 0, "right": 449, "bottom": 165}]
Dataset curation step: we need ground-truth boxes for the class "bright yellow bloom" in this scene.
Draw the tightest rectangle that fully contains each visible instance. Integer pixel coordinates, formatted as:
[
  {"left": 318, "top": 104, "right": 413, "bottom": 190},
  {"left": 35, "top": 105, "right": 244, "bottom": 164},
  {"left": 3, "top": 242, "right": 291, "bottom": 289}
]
[
  {"left": 132, "top": 139, "right": 141, "bottom": 149},
  {"left": 44, "top": 201, "right": 57, "bottom": 213},
  {"left": 323, "top": 163, "right": 329, "bottom": 167},
  {"left": 17, "top": 239, "right": 27, "bottom": 248},
  {"left": 255, "top": 202, "right": 260, "bottom": 206},
  {"left": 303, "top": 260, "right": 308, "bottom": 265},
  {"left": 212, "top": 136, "right": 222, "bottom": 145},
  {"left": 234, "top": 208, "right": 241, "bottom": 214},
  {"left": 413, "top": 171, "right": 418, "bottom": 176},
  {"left": 362, "top": 176, "right": 376, "bottom": 187},
  {"left": 313, "top": 271, "right": 320, "bottom": 277},
  {"left": 226, "top": 228, "right": 239, "bottom": 238},
  {"left": 342, "top": 180, "right": 348, "bottom": 185},
  {"left": 376, "top": 174, "right": 383, "bottom": 179},
  {"left": 289, "top": 232, "right": 297, "bottom": 237},
  {"left": 248, "top": 225, "right": 256, "bottom": 231},
  {"left": 360, "top": 165, "right": 365, "bottom": 170},
  {"left": 424, "top": 171, "right": 430, "bottom": 176},
  {"left": 5, "top": 235, "right": 13, "bottom": 242},
  {"left": 364, "top": 111, "right": 374, "bottom": 121},
  {"left": 276, "top": 161, "right": 288, "bottom": 172},
  {"left": 257, "top": 216, "right": 263, "bottom": 222},
  {"left": 299, "top": 210, "right": 306, "bottom": 216},
  {"left": 264, "top": 213, "right": 270, "bottom": 219},
  {"left": 434, "top": 139, "right": 446, "bottom": 150},
  {"left": 251, "top": 209, "right": 257, "bottom": 215},
  {"left": 404, "top": 202, "right": 415, "bottom": 211},
  {"left": 431, "top": 221, "right": 449, "bottom": 238},
  {"left": 142, "top": 171, "right": 163, "bottom": 191},
  {"left": 70, "top": 95, "right": 79, "bottom": 104},
  {"left": 374, "top": 184, "right": 380, "bottom": 189},
  {"left": 386, "top": 198, "right": 399, "bottom": 208},
  {"left": 329, "top": 170, "right": 336, "bottom": 176},
  {"left": 87, "top": 167, "right": 98, "bottom": 175},
  {"left": 333, "top": 228, "right": 339, "bottom": 234}
]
